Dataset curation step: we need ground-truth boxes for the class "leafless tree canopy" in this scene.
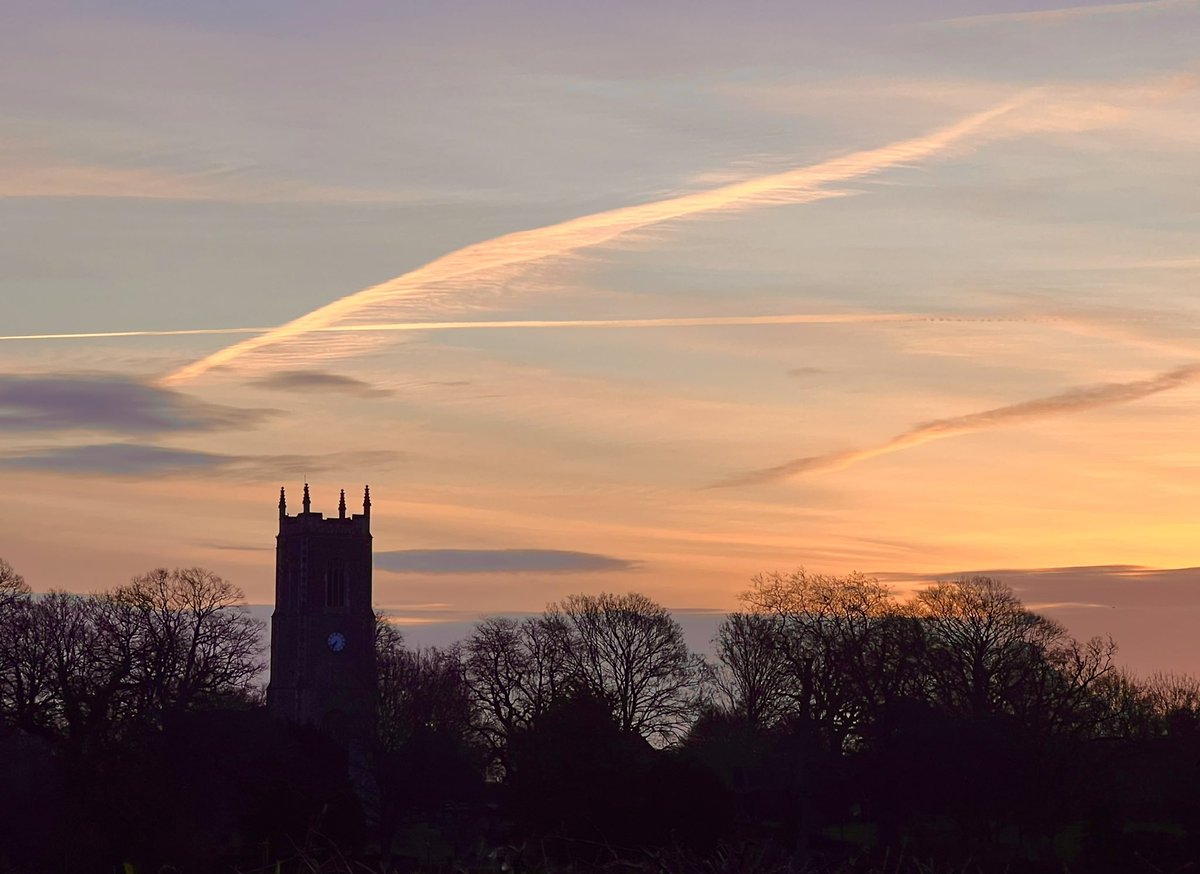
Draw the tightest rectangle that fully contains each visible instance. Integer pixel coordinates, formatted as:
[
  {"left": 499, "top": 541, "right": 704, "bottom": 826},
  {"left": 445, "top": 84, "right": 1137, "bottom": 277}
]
[
  {"left": 111, "top": 567, "right": 265, "bottom": 722},
  {"left": 0, "top": 563, "right": 263, "bottom": 753},
  {"left": 722, "top": 570, "right": 1120, "bottom": 748},
  {"left": 463, "top": 614, "right": 570, "bottom": 761},
  {"left": 376, "top": 617, "right": 472, "bottom": 752},
  {"left": 712, "top": 612, "right": 794, "bottom": 729},
  {"left": 737, "top": 569, "right": 905, "bottom": 747},
  {"left": 0, "top": 560, "right": 36, "bottom": 728},
  {"left": 915, "top": 576, "right": 1116, "bottom": 733},
  {"left": 547, "top": 591, "right": 707, "bottom": 745},
  {"left": 0, "top": 558, "right": 27, "bottom": 603}
]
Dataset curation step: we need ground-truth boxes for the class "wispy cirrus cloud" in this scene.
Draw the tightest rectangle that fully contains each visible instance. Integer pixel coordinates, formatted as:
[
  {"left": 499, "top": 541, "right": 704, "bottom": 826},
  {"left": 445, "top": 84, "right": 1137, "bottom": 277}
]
[
  {"left": 935, "top": 0, "right": 1197, "bottom": 27},
  {"left": 161, "top": 98, "right": 1031, "bottom": 385},
  {"left": 0, "top": 373, "right": 274, "bottom": 433},
  {"left": 0, "top": 146, "right": 401, "bottom": 203},
  {"left": 376, "top": 549, "right": 637, "bottom": 575},
  {"left": 723, "top": 362, "right": 1200, "bottom": 486},
  {"left": 0, "top": 443, "right": 402, "bottom": 479},
  {"left": 0, "top": 443, "right": 231, "bottom": 476}
]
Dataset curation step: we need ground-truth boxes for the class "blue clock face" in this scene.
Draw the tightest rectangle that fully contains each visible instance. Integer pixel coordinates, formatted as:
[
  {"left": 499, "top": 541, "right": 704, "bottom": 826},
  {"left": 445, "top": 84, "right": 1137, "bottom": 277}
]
[{"left": 327, "top": 631, "right": 346, "bottom": 653}]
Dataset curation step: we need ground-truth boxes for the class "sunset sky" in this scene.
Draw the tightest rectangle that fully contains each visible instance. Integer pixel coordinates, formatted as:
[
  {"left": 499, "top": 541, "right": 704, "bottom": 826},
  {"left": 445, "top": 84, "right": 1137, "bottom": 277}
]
[{"left": 5, "top": 0, "right": 1200, "bottom": 673}]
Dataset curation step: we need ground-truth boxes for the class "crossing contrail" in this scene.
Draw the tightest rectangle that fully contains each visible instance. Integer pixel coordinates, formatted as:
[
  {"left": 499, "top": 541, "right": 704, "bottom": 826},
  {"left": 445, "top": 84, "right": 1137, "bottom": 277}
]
[
  {"left": 1, "top": 312, "right": 1044, "bottom": 344},
  {"left": 721, "top": 362, "right": 1200, "bottom": 486},
  {"left": 160, "top": 97, "right": 1030, "bottom": 385},
  {"left": 0, "top": 327, "right": 265, "bottom": 342}
]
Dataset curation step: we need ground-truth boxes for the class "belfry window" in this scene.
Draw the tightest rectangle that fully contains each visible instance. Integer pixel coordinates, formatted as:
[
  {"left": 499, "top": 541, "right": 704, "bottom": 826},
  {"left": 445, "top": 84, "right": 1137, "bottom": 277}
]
[{"left": 324, "top": 566, "right": 347, "bottom": 609}]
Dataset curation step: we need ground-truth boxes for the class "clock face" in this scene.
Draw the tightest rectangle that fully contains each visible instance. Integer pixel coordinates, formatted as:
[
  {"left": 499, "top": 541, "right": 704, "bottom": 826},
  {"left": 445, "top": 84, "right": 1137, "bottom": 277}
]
[{"left": 327, "top": 631, "right": 346, "bottom": 653}]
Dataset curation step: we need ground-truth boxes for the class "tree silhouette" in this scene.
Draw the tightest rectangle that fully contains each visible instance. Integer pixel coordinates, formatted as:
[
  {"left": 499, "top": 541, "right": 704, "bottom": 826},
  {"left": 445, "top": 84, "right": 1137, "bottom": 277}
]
[
  {"left": 0, "top": 566, "right": 263, "bottom": 753},
  {"left": 0, "top": 558, "right": 25, "bottom": 604},
  {"left": 375, "top": 621, "right": 472, "bottom": 752},
  {"left": 915, "top": 576, "right": 1115, "bottom": 733},
  {"left": 8, "top": 552, "right": 1200, "bottom": 873},
  {"left": 111, "top": 567, "right": 264, "bottom": 725},
  {"left": 712, "top": 611, "right": 794, "bottom": 729},
  {"left": 548, "top": 592, "right": 707, "bottom": 744},
  {"left": 463, "top": 614, "right": 570, "bottom": 767},
  {"left": 25, "top": 591, "right": 132, "bottom": 754},
  {"left": 0, "top": 560, "right": 43, "bottom": 735},
  {"left": 740, "top": 569, "right": 900, "bottom": 750}
]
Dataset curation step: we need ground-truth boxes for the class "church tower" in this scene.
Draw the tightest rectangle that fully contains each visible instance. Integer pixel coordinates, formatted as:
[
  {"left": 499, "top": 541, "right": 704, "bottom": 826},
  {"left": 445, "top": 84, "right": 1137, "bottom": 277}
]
[{"left": 267, "top": 484, "right": 376, "bottom": 743}]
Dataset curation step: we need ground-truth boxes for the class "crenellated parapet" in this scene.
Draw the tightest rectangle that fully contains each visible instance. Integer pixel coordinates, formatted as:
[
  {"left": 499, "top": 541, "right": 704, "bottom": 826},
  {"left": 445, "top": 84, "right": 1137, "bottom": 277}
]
[{"left": 277, "top": 484, "right": 372, "bottom": 534}]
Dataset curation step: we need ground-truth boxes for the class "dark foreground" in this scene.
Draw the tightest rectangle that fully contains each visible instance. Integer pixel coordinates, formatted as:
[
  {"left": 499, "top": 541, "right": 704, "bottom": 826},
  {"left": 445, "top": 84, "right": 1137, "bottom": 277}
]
[
  {"left": 6, "top": 566, "right": 1200, "bottom": 872},
  {"left": 7, "top": 696, "right": 1200, "bottom": 874}
]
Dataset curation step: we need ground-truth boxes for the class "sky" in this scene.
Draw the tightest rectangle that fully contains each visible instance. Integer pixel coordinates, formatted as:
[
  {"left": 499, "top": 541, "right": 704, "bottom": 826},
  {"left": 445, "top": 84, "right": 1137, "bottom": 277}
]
[{"left": 4, "top": 0, "right": 1200, "bottom": 674}]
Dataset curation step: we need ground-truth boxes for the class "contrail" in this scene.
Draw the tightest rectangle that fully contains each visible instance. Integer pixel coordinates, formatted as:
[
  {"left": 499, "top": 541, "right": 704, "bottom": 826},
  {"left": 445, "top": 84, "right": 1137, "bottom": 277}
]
[
  {"left": 0, "top": 312, "right": 1003, "bottom": 343},
  {"left": 161, "top": 98, "right": 1029, "bottom": 385},
  {"left": 0, "top": 327, "right": 266, "bottom": 342},
  {"left": 0, "top": 312, "right": 1061, "bottom": 344},
  {"left": 721, "top": 362, "right": 1200, "bottom": 486}
]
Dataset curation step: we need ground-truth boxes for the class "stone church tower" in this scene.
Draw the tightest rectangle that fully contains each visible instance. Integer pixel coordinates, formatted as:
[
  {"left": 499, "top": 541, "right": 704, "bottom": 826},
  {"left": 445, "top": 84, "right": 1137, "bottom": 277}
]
[{"left": 267, "top": 484, "right": 377, "bottom": 743}]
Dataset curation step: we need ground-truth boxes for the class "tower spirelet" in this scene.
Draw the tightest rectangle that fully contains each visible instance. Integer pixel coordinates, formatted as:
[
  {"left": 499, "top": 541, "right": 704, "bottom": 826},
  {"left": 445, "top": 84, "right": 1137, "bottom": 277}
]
[
  {"left": 302, "top": 482, "right": 311, "bottom": 514},
  {"left": 279, "top": 486, "right": 287, "bottom": 519},
  {"left": 363, "top": 485, "right": 371, "bottom": 521},
  {"left": 339, "top": 489, "right": 347, "bottom": 519}
]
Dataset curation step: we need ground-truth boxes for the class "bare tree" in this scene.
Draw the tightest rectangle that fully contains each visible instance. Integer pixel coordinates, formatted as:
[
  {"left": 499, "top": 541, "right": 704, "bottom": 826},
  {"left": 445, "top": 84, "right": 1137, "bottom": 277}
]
[
  {"left": 713, "top": 612, "right": 795, "bottom": 729},
  {"left": 110, "top": 567, "right": 265, "bottom": 723},
  {"left": 740, "top": 569, "right": 900, "bottom": 749},
  {"left": 376, "top": 619, "right": 472, "bottom": 752},
  {"left": 463, "top": 615, "right": 570, "bottom": 761},
  {"left": 1, "top": 566, "right": 263, "bottom": 752},
  {"left": 1098, "top": 670, "right": 1200, "bottom": 739},
  {"left": 0, "top": 560, "right": 44, "bottom": 732},
  {"left": 548, "top": 592, "right": 706, "bottom": 745},
  {"left": 915, "top": 576, "right": 1115, "bottom": 731},
  {"left": 30, "top": 591, "right": 134, "bottom": 752},
  {"left": 0, "top": 559, "right": 26, "bottom": 608},
  {"left": 1031, "top": 631, "right": 1118, "bottom": 737},
  {"left": 1141, "top": 671, "right": 1200, "bottom": 716}
]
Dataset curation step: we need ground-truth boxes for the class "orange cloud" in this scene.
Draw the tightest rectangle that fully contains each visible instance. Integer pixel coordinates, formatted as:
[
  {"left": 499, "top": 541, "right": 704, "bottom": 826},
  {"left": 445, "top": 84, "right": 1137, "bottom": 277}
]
[{"left": 723, "top": 362, "right": 1200, "bottom": 486}]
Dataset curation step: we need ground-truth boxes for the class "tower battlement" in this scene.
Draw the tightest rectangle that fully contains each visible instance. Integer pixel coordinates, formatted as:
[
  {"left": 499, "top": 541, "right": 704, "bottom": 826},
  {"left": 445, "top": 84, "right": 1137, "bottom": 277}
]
[
  {"left": 279, "top": 514, "right": 370, "bottom": 529},
  {"left": 278, "top": 482, "right": 371, "bottom": 533}
]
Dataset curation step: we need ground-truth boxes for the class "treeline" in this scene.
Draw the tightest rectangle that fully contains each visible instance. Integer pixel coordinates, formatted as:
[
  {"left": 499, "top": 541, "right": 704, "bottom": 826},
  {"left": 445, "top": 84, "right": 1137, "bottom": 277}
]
[
  {"left": 5, "top": 561, "right": 1200, "bottom": 872},
  {"left": 0, "top": 561, "right": 262, "bottom": 756}
]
